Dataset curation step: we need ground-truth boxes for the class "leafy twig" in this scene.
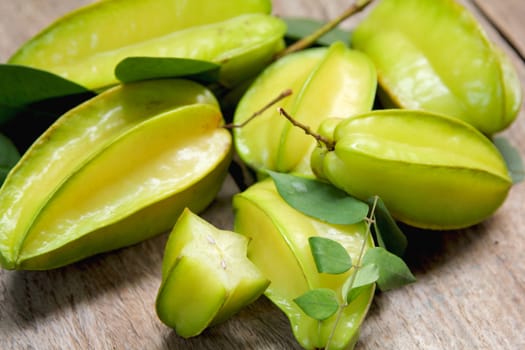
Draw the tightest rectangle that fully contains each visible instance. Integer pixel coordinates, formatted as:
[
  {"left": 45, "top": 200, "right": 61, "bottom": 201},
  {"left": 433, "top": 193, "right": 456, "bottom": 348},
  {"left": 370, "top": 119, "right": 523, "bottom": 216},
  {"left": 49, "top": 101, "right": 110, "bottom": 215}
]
[{"left": 324, "top": 196, "right": 378, "bottom": 349}]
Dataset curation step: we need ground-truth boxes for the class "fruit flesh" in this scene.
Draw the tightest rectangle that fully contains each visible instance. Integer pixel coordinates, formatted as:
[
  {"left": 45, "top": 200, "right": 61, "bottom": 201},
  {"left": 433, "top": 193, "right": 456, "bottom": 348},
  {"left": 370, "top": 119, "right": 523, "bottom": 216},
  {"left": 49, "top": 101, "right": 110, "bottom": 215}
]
[
  {"left": 234, "top": 48, "right": 327, "bottom": 174},
  {"left": 156, "top": 209, "right": 269, "bottom": 337},
  {"left": 233, "top": 179, "right": 374, "bottom": 349},
  {"left": 233, "top": 42, "right": 376, "bottom": 176},
  {"left": 312, "top": 110, "right": 512, "bottom": 229},
  {"left": 11, "top": 13, "right": 286, "bottom": 90},
  {"left": 9, "top": 0, "right": 272, "bottom": 63},
  {"left": 352, "top": 0, "right": 522, "bottom": 135},
  {"left": 0, "top": 79, "right": 218, "bottom": 269},
  {"left": 17, "top": 104, "right": 232, "bottom": 268},
  {"left": 276, "top": 42, "right": 377, "bottom": 173},
  {"left": 157, "top": 256, "right": 227, "bottom": 338}
]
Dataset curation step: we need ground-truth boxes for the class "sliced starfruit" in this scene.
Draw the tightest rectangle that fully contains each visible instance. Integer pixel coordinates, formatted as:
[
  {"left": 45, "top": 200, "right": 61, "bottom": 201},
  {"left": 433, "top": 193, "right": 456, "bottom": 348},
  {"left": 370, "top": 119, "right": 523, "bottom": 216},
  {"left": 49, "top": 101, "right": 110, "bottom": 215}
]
[
  {"left": 352, "top": 0, "right": 522, "bottom": 135},
  {"left": 233, "top": 41, "right": 377, "bottom": 176},
  {"left": 311, "top": 110, "right": 513, "bottom": 230},
  {"left": 0, "top": 79, "right": 231, "bottom": 270},
  {"left": 156, "top": 208, "right": 269, "bottom": 338},
  {"left": 9, "top": 0, "right": 285, "bottom": 90},
  {"left": 233, "top": 178, "right": 374, "bottom": 350}
]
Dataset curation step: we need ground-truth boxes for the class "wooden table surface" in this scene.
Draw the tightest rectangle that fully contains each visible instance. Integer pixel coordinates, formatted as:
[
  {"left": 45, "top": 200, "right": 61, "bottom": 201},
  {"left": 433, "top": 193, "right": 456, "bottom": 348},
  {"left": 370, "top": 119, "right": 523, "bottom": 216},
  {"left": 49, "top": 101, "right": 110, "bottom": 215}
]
[{"left": 1, "top": 1, "right": 524, "bottom": 349}]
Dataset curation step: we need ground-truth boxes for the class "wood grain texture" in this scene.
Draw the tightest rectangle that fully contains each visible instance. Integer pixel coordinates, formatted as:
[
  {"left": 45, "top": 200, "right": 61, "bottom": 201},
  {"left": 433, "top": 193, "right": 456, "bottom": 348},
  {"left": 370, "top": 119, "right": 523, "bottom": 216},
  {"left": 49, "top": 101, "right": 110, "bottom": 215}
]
[
  {"left": 473, "top": 0, "right": 525, "bottom": 60},
  {"left": 1, "top": 0, "right": 524, "bottom": 349}
]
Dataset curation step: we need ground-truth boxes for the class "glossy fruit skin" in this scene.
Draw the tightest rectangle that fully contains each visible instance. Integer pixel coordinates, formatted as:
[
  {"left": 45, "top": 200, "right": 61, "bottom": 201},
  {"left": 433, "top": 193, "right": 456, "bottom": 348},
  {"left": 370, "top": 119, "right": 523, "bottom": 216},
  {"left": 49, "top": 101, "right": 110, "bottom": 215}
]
[
  {"left": 311, "top": 110, "right": 512, "bottom": 230},
  {"left": 0, "top": 79, "right": 231, "bottom": 270},
  {"left": 156, "top": 209, "right": 269, "bottom": 338},
  {"left": 233, "top": 42, "right": 377, "bottom": 176},
  {"left": 233, "top": 179, "right": 374, "bottom": 350},
  {"left": 352, "top": 0, "right": 522, "bottom": 135},
  {"left": 9, "top": 0, "right": 284, "bottom": 90}
]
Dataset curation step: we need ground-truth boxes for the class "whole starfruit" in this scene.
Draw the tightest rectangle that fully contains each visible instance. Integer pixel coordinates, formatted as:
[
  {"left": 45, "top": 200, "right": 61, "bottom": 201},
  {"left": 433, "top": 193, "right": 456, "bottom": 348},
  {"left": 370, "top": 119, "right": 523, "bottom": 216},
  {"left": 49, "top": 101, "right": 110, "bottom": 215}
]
[
  {"left": 156, "top": 208, "right": 269, "bottom": 338},
  {"left": 9, "top": 0, "right": 285, "bottom": 90},
  {"left": 311, "top": 110, "right": 513, "bottom": 230},
  {"left": 0, "top": 79, "right": 232, "bottom": 270},
  {"left": 352, "top": 0, "right": 522, "bottom": 135},
  {"left": 233, "top": 178, "right": 374, "bottom": 350},
  {"left": 233, "top": 41, "right": 377, "bottom": 176}
]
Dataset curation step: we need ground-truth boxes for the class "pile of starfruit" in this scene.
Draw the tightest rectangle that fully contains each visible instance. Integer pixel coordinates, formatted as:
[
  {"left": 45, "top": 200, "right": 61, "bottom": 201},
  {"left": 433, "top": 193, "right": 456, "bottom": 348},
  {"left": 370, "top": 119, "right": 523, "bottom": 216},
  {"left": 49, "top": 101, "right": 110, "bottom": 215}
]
[{"left": 0, "top": 0, "right": 522, "bottom": 349}]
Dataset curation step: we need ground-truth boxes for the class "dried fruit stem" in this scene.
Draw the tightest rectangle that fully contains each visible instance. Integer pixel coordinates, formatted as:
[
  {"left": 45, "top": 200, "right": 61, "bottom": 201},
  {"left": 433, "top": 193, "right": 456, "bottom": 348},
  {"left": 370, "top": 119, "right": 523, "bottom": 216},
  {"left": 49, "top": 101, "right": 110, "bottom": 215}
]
[
  {"left": 276, "top": 0, "right": 374, "bottom": 59},
  {"left": 224, "top": 89, "right": 292, "bottom": 129},
  {"left": 278, "top": 107, "right": 335, "bottom": 151}
]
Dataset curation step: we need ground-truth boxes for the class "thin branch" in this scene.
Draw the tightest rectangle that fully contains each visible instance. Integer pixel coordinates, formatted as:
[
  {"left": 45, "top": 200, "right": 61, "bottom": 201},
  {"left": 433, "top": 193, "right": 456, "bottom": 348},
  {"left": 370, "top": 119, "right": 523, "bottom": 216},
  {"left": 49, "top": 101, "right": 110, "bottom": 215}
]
[
  {"left": 278, "top": 107, "right": 335, "bottom": 151},
  {"left": 324, "top": 195, "right": 379, "bottom": 350},
  {"left": 224, "top": 89, "right": 292, "bottom": 129},
  {"left": 276, "top": 0, "right": 374, "bottom": 59}
]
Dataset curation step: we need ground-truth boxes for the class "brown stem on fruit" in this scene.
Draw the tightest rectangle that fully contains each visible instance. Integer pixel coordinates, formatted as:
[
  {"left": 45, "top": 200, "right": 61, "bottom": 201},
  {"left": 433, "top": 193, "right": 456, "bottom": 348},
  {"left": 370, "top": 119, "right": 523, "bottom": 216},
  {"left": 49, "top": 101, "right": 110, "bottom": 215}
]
[
  {"left": 278, "top": 107, "right": 335, "bottom": 151},
  {"left": 224, "top": 89, "right": 293, "bottom": 129},
  {"left": 275, "top": 0, "right": 374, "bottom": 59}
]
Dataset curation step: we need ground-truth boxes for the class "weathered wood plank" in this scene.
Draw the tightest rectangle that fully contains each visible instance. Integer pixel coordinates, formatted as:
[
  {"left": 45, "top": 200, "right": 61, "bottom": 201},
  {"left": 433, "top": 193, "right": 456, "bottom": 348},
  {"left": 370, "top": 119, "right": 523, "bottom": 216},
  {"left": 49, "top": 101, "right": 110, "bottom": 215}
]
[
  {"left": 473, "top": 0, "right": 525, "bottom": 61},
  {"left": 0, "top": 0, "right": 93, "bottom": 62},
  {"left": 0, "top": 1, "right": 524, "bottom": 349}
]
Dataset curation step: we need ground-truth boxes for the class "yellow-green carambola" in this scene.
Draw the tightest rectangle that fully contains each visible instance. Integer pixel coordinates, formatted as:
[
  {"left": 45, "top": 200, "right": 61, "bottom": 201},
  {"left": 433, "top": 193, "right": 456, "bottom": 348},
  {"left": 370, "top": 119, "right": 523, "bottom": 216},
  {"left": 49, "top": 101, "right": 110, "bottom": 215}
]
[
  {"left": 352, "top": 0, "right": 522, "bottom": 135},
  {"left": 0, "top": 79, "right": 232, "bottom": 270},
  {"left": 311, "top": 110, "right": 513, "bottom": 230},
  {"left": 233, "top": 41, "right": 377, "bottom": 176},
  {"left": 233, "top": 179, "right": 374, "bottom": 350},
  {"left": 9, "top": 0, "right": 284, "bottom": 90},
  {"left": 156, "top": 209, "right": 269, "bottom": 338}
]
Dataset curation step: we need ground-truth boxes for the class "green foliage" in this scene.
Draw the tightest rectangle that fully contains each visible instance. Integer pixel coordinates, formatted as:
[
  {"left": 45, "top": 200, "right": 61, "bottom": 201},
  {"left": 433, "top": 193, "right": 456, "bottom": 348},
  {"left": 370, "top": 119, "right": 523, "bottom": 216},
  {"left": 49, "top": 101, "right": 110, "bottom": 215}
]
[
  {"left": 362, "top": 247, "right": 416, "bottom": 291},
  {"left": 268, "top": 171, "right": 369, "bottom": 224},
  {"left": 293, "top": 288, "right": 339, "bottom": 321},
  {"left": 309, "top": 237, "right": 352, "bottom": 274},
  {"left": 0, "top": 64, "right": 91, "bottom": 125},
  {"left": 0, "top": 133, "right": 20, "bottom": 185},
  {"left": 368, "top": 196, "right": 408, "bottom": 257},
  {"left": 115, "top": 57, "right": 220, "bottom": 84},
  {"left": 342, "top": 263, "right": 379, "bottom": 303},
  {"left": 0, "top": 64, "right": 95, "bottom": 154},
  {"left": 294, "top": 198, "right": 414, "bottom": 345}
]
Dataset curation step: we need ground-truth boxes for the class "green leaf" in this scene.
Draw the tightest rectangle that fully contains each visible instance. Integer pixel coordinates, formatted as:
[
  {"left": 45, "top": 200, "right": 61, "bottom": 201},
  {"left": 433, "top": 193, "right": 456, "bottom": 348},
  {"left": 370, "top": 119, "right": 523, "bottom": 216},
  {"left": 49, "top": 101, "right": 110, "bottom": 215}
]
[
  {"left": 344, "top": 285, "right": 368, "bottom": 304},
  {"left": 493, "top": 136, "right": 524, "bottom": 184},
  {"left": 0, "top": 64, "right": 92, "bottom": 125},
  {"left": 342, "top": 263, "right": 379, "bottom": 303},
  {"left": 283, "top": 17, "right": 351, "bottom": 46},
  {"left": 115, "top": 57, "right": 220, "bottom": 84},
  {"left": 362, "top": 247, "right": 416, "bottom": 291},
  {"left": 352, "top": 264, "right": 380, "bottom": 289},
  {"left": 293, "top": 288, "right": 339, "bottom": 321},
  {"left": 367, "top": 196, "right": 408, "bottom": 257},
  {"left": 0, "top": 133, "right": 20, "bottom": 185},
  {"left": 309, "top": 237, "right": 352, "bottom": 274},
  {"left": 268, "top": 171, "right": 369, "bottom": 224}
]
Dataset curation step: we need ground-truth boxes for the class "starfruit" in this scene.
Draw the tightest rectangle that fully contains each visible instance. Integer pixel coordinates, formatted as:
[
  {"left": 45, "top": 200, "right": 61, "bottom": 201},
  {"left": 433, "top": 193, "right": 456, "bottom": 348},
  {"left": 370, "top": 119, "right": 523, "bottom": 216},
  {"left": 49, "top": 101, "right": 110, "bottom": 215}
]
[
  {"left": 233, "top": 41, "right": 377, "bottom": 176},
  {"left": 233, "top": 178, "right": 374, "bottom": 350},
  {"left": 8, "top": 0, "right": 285, "bottom": 90},
  {"left": 0, "top": 79, "right": 232, "bottom": 270},
  {"left": 156, "top": 208, "right": 269, "bottom": 338},
  {"left": 311, "top": 110, "right": 512, "bottom": 230},
  {"left": 352, "top": 0, "right": 522, "bottom": 135}
]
